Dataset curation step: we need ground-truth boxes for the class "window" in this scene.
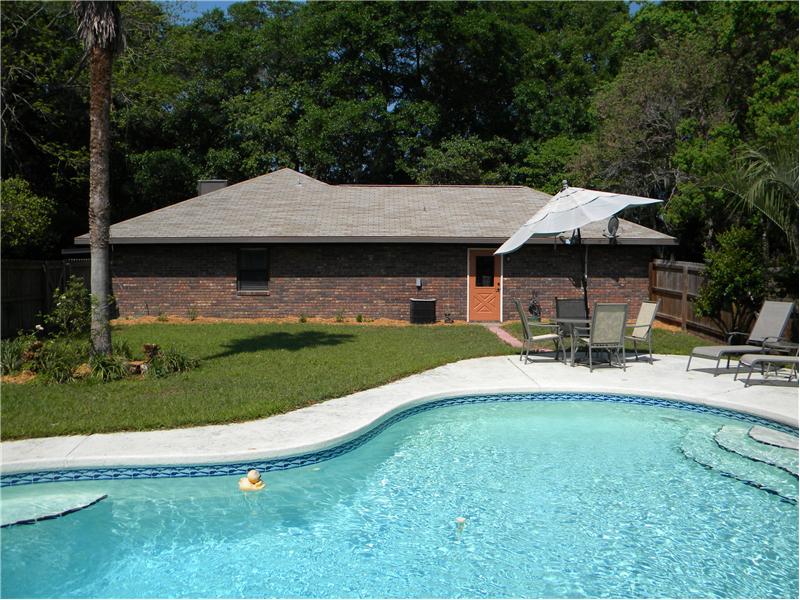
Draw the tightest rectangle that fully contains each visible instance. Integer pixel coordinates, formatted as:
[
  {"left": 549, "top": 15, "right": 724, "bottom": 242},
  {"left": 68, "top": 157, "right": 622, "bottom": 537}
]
[
  {"left": 475, "top": 255, "right": 495, "bottom": 287},
  {"left": 238, "top": 248, "right": 269, "bottom": 291}
]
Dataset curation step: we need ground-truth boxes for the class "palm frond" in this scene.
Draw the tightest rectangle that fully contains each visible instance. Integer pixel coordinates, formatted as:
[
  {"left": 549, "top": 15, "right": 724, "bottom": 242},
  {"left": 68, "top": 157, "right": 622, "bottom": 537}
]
[
  {"left": 73, "top": 1, "right": 125, "bottom": 54},
  {"left": 727, "top": 144, "right": 799, "bottom": 258}
]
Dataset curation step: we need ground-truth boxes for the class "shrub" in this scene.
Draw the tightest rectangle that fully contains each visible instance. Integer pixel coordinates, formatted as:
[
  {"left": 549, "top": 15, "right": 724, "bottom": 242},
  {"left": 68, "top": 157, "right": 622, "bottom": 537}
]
[
  {"left": 157, "top": 312, "right": 168, "bottom": 322},
  {"left": 335, "top": 312, "right": 345, "bottom": 323},
  {"left": 148, "top": 347, "right": 198, "bottom": 378},
  {"left": 356, "top": 314, "right": 364, "bottom": 323},
  {"left": 33, "top": 339, "right": 88, "bottom": 383},
  {"left": 187, "top": 308, "right": 199, "bottom": 321},
  {"left": 1, "top": 332, "right": 37, "bottom": 375},
  {"left": 298, "top": 314, "right": 307, "bottom": 323},
  {"left": 89, "top": 353, "right": 128, "bottom": 382},
  {"left": 42, "top": 276, "right": 91, "bottom": 337},
  {"left": 695, "top": 226, "right": 766, "bottom": 335},
  {"left": 112, "top": 339, "right": 133, "bottom": 359}
]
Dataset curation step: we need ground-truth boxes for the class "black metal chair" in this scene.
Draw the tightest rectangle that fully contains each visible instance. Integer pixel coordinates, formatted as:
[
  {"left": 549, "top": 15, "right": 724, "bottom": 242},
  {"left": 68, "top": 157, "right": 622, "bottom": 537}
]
[{"left": 555, "top": 297, "right": 587, "bottom": 338}]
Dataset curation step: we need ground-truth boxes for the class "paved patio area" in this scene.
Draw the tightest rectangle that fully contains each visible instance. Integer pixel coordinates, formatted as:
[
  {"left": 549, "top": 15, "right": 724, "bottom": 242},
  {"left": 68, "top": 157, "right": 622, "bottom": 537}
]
[{"left": 1, "top": 353, "right": 797, "bottom": 475}]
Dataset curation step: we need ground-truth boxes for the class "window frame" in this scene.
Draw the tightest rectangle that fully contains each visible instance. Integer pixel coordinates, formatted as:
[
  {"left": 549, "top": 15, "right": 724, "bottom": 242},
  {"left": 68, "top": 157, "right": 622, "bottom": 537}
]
[{"left": 237, "top": 247, "right": 270, "bottom": 292}]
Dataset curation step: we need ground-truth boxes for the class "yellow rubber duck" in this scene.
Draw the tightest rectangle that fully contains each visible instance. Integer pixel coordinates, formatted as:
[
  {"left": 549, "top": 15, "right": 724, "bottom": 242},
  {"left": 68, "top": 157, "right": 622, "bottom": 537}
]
[{"left": 238, "top": 469, "right": 266, "bottom": 492}]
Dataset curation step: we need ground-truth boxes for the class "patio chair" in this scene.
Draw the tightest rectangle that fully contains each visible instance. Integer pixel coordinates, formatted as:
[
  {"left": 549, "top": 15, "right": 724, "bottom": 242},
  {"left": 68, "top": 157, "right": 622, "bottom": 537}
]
[
  {"left": 734, "top": 351, "right": 799, "bottom": 387},
  {"left": 574, "top": 303, "right": 628, "bottom": 372},
  {"left": 686, "top": 300, "right": 795, "bottom": 374},
  {"left": 513, "top": 299, "right": 565, "bottom": 364},
  {"left": 625, "top": 300, "right": 660, "bottom": 364},
  {"left": 555, "top": 297, "right": 588, "bottom": 338}
]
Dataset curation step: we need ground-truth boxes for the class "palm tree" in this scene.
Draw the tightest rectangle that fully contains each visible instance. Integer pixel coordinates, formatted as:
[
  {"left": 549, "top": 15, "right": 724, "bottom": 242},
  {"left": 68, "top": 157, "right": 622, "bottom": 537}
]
[
  {"left": 73, "top": 1, "right": 125, "bottom": 354},
  {"left": 728, "top": 145, "right": 799, "bottom": 261}
]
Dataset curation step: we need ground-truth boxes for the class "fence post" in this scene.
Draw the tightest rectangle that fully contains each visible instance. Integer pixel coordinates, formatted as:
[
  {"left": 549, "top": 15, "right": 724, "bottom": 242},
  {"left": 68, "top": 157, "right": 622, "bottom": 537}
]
[
  {"left": 41, "top": 263, "right": 50, "bottom": 314},
  {"left": 681, "top": 264, "right": 689, "bottom": 331},
  {"left": 648, "top": 261, "right": 655, "bottom": 302}
]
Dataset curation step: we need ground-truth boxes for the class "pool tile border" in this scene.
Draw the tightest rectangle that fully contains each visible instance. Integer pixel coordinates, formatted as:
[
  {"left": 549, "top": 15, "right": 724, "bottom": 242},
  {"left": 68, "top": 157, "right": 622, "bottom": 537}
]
[{"left": 2, "top": 392, "right": 797, "bottom": 488}]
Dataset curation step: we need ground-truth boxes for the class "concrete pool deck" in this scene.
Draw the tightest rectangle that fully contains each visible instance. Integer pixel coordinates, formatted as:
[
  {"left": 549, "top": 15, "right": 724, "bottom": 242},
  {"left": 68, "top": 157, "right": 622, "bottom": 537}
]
[{"left": 1, "top": 354, "right": 797, "bottom": 475}]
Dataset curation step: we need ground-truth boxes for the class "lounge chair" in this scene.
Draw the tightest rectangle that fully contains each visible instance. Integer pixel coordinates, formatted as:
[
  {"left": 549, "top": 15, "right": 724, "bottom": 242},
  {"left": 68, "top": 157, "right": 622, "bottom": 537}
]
[
  {"left": 734, "top": 351, "right": 798, "bottom": 387},
  {"left": 686, "top": 300, "right": 795, "bottom": 374},
  {"left": 574, "top": 303, "right": 628, "bottom": 372},
  {"left": 625, "top": 300, "right": 660, "bottom": 364},
  {"left": 513, "top": 299, "right": 565, "bottom": 364}
]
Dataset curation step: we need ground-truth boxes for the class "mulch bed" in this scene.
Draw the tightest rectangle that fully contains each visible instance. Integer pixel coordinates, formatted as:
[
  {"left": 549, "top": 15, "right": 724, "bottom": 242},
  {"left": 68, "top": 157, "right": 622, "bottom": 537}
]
[
  {"left": 111, "top": 315, "right": 469, "bottom": 327},
  {"left": 1, "top": 371, "right": 37, "bottom": 385}
]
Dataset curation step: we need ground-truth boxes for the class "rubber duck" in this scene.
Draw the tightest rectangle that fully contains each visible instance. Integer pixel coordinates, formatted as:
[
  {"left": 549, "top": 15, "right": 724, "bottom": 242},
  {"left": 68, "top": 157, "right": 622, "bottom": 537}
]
[{"left": 238, "top": 469, "right": 266, "bottom": 492}]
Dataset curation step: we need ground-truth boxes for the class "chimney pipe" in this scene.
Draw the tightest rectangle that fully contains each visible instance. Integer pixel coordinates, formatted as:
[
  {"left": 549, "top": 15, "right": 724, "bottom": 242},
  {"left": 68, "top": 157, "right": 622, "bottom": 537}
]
[{"left": 197, "top": 179, "right": 228, "bottom": 196}]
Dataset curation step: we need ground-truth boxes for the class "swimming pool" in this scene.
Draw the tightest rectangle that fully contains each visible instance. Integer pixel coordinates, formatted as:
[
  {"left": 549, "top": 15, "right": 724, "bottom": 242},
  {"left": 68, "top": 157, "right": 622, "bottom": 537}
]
[{"left": 2, "top": 394, "right": 798, "bottom": 598}]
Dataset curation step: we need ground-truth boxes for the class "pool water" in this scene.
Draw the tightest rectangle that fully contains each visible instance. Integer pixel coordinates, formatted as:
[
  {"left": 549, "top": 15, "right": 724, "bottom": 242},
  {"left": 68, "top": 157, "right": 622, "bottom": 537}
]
[{"left": 2, "top": 401, "right": 798, "bottom": 598}]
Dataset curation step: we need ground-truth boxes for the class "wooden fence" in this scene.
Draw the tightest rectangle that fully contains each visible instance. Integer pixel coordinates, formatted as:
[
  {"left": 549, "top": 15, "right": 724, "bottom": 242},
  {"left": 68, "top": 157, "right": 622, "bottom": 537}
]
[
  {"left": 649, "top": 259, "right": 729, "bottom": 338},
  {"left": 1, "top": 259, "right": 90, "bottom": 337}
]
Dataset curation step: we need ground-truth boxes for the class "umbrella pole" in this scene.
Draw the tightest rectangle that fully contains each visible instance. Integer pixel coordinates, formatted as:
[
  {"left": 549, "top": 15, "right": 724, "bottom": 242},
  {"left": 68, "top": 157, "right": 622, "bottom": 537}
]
[
  {"left": 575, "top": 229, "right": 589, "bottom": 316},
  {"left": 583, "top": 244, "right": 589, "bottom": 316}
]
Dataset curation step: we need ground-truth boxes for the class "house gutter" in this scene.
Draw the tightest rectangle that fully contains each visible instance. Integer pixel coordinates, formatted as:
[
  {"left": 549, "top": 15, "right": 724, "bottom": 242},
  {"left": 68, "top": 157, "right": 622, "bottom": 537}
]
[{"left": 74, "top": 235, "right": 678, "bottom": 246}]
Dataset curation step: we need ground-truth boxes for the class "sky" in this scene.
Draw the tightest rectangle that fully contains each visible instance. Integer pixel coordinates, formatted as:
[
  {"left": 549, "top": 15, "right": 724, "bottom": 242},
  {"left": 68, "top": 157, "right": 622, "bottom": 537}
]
[{"left": 160, "top": 1, "right": 240, "bottom": 22}]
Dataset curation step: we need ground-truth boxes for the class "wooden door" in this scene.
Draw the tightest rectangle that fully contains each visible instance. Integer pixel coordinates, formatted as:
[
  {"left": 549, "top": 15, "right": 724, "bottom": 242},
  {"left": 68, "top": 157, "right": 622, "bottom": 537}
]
[{"left": 468, "top": 249, "right": 501, "bottom": 321}]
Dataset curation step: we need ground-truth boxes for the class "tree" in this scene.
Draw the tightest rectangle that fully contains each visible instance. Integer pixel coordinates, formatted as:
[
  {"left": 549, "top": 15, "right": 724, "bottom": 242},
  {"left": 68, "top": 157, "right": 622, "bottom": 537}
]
[
  {"left": 0, "top": 177, "right": 57, "bottom": 257},
  {"left": 5, "top": 0, "right": 797, "bottom": 267},
  {"left": 73, "top": 0, "right": 125, "bottom": 355},
  {"left": 719, "top": 144, "right": 799, "bottom": 300},
  {"left": 572, "top": 36, "right": 731, "bottom": 199},
  {"left": 515, "top": 135, "right": 582, "bottom": 195},
  {"left": 694, "top": 226, "right": 766, "bottom": 336},
  {"left": 413, "top": 136, "right": 512, "bottom": 184},
  {"left": 1, "top": 1, "right": 89, "bottom": 254}
]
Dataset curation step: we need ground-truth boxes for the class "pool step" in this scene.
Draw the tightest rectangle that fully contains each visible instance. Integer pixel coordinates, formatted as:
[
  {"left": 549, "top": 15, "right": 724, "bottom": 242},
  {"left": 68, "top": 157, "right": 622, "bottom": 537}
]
[
  {"left": 0, "top": 492, "right": 108, "bottom": 528},
  {"left": 749, "top": 425, "right": 799, "bottom": 450},
  {"left": 714, "top": 425, "right": 798, "bottom": 476},
  {"left": 679, "top": 426, "right": 798, "bottom": 503}
]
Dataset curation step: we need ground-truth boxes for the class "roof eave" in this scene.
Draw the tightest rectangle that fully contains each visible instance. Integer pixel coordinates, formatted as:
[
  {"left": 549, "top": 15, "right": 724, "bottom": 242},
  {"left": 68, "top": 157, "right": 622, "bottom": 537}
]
[{"left": 74, "top": 235, "right": 678, "bottom": 246}]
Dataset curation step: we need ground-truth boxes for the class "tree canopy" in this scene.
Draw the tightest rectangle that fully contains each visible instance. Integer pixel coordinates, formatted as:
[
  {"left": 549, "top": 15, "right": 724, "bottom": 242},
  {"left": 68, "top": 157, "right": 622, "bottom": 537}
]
[{"left": 2, "top": 0, "right": 797, "bottom": 278}]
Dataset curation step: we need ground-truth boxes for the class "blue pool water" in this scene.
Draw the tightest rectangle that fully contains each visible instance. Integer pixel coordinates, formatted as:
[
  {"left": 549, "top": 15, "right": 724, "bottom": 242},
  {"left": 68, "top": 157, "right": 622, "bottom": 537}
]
[{"left": 2, "top": 399, "right": 798, "bottom": 598}]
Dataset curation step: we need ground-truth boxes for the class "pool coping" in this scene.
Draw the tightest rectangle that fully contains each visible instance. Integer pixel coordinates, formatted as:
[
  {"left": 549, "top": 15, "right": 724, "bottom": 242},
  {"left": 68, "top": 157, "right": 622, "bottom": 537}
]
[{"left": 1, "top": 354, "right": 797, "bottom": 479}]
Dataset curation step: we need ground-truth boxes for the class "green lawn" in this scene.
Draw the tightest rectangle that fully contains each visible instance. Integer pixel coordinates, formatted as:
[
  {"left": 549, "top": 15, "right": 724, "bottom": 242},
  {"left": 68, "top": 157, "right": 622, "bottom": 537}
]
[
  {"left": 501, "top": 321, "right": 708, "bottom": 355},
  {"left": 1, "top": 322, "right": 514, "bottom": 440}
]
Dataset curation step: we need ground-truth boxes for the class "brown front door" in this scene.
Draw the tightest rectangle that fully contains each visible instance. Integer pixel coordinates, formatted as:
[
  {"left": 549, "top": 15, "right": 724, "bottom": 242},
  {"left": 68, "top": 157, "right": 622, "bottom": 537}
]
[{"left": 468, "top": 249, "right": 501, "bottom": 321}]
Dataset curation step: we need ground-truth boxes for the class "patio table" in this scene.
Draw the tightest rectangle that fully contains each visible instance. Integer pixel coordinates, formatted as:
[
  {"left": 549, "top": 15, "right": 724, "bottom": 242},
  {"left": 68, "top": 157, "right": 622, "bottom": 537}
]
[{"left": 555, "top": 317, "right": 592, "bottom": 367}]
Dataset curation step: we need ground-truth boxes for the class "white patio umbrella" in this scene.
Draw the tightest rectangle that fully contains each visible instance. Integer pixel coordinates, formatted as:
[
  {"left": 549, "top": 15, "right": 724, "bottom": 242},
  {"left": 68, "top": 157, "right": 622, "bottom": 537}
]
[
  {"left": 495, "top": 185, "right": 662, "bottom": 255},
  {"left": 495, "top": 184, "right": 662, "bottom": 314}
]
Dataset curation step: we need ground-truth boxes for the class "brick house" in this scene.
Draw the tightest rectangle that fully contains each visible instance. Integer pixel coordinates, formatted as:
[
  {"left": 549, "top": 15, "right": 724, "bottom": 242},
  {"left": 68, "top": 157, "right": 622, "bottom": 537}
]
[{"left": 75, "top": 168, "right": 675, "bottom": 322}]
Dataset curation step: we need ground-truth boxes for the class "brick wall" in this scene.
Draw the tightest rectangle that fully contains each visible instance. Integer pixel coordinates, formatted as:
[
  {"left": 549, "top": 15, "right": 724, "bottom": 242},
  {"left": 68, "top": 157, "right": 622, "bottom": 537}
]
[
  {"left": 502, "top": 244, "right": 652, "bottom": 321},
  {"left": 111, "top": 243, "right": 653, "bottom": 321}
]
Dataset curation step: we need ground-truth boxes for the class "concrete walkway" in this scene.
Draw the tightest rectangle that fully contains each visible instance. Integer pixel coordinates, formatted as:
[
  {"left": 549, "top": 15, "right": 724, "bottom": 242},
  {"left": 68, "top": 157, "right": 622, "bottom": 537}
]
[
  {"left": 481, "top": 322, "right": 523, "bottom": 348},
  {"left": 1, "top": 354, "right": 797, "bottom": 475}
]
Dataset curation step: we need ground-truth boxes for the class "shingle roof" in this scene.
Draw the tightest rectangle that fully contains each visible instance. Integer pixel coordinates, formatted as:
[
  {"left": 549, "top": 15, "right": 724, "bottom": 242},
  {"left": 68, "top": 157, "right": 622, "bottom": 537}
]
[{"left": 75, "top": 168, "right": 675, "bottom": 245}]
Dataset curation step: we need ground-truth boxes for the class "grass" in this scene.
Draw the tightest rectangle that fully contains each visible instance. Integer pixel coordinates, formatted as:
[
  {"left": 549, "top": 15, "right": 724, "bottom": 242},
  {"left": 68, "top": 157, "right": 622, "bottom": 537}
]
[
  {"left": 1, "top": 322, "right": 514, "bottom": 440},
  {"left": 501, "top": 321, "right": 708, "bottom": 355}
]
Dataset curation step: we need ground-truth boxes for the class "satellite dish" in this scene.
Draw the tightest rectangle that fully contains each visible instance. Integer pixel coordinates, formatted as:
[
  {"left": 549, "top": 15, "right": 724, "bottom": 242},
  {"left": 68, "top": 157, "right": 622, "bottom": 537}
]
[{"left": 605, "top": 216, "right": 619, "bottom": 239}]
